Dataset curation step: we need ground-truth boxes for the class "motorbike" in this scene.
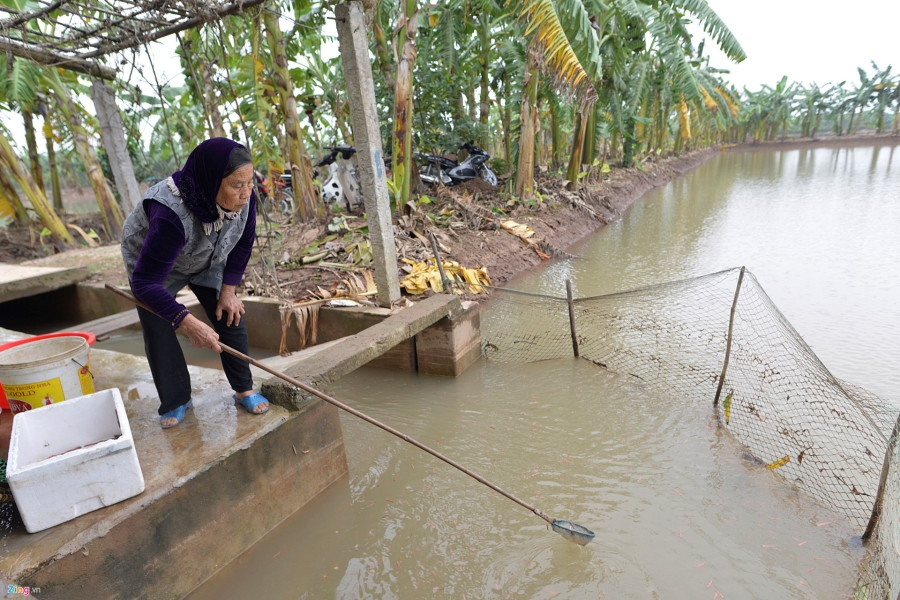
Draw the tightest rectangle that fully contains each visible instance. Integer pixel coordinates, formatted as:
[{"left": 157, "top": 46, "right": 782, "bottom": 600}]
[
  {"left": 315, "top": 145, "right": 363, "bottom": 212},
  {"left": 315, "top": 145, "right": 395, "bottom": 212},
  {"left": 254, "top": 170, "right": 295, "bottom": 221},
  {"left": 417, "top": 141, "right": 498, "bottom": 187}
]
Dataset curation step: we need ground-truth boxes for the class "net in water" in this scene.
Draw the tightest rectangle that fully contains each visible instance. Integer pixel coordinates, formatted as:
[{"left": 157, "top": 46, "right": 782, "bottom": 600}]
[{"left": 478, "top": 267, "right": 899, "bottom": 598}]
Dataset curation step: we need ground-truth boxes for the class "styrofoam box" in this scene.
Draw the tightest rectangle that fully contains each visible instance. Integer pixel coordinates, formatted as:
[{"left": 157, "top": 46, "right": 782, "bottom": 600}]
[{"left": 6, "top": 387, "right": 145, "bottom": 533}]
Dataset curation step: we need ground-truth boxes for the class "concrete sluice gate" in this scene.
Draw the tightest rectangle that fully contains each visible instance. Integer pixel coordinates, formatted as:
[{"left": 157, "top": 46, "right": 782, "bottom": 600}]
[
  {"left": 479, "top": 266, "right": 900, "bottom": 599},
  {"left": 0, "top": 278, "right": 481, "bottom": 600}
]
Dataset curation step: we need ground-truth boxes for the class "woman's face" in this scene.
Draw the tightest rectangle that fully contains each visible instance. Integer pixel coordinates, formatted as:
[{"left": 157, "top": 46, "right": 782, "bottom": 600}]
[{"left": 216, "top": 163, "right": 254, "bottom": 212}]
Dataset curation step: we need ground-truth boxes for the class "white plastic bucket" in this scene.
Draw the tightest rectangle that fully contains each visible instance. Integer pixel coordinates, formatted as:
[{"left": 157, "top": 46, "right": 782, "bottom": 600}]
[{"left": 0, "top": 333, "right": 96, "bottom": 414}]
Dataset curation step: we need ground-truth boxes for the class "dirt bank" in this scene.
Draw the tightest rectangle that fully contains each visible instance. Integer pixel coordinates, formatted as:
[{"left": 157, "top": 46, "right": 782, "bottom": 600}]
[
  {"left": 430, "top": 147, "right": 720, "bottom": 288},
  {"left": 253, "top": 147, "right": 720, "bottom": 301},
  {"left": 729, "top": 131, "right": 899, "bottom": 153}
]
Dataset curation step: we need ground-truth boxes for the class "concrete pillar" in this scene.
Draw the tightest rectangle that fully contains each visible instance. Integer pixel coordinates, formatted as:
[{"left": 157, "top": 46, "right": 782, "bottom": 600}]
[
  {"left": 335, "top": 1, "right": 401, "bottom": 308},
  {"left": 416, "top": 301, "right": 481, "bottom": 376},
  {"left": 91, "top": 80, "right": 141, "bottom": 214}
]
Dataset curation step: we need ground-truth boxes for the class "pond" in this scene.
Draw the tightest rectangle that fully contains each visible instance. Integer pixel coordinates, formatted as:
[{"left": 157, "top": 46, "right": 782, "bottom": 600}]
[{"left": 188, "top": 141, "right": 899, "bottom": 599}]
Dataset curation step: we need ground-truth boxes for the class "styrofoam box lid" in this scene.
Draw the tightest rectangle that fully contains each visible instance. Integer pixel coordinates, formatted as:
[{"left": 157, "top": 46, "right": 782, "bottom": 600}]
[{"left": 8, "top": 388, "right": 128, "bottom": 472}]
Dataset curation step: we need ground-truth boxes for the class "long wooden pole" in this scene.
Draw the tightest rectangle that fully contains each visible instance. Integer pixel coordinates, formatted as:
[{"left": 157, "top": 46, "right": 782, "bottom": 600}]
[{"left": 105, "top": 284, "right": 595, "bottom": 544}]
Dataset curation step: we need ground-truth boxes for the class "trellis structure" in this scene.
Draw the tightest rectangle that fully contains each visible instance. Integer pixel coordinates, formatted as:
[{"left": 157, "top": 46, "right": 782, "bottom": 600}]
[
  {"left": 0, "top": 0, "right": 268, "bottom": 79},
  {"left": 0, "top": 1, "right": 403, "bottom": 307},
  {"left": 0, "top": 0, "right": 271, "bottom": 228}
]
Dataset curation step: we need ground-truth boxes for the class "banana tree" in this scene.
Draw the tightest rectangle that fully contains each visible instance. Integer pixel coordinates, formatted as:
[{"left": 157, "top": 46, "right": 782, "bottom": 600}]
[
  {"left": 847, "top": 67, "right": 877, "bottom": 135},
  {"left": 828, "top": 82, "right": 854, "bottom": 136},
  {"left": 46, "top": 70, "right": 124, "bottom": 238},
  {"left": 298, "top": 53, "right": 350, "bottom": 154},
  {"left": 391, "top": 0, "right": 420, "bottom": 211},
  {"left": 177, "top": 28, "right": 227, "bottom": 138},
  {"left": 515, "top": 0, "right": 602, "bottom": 197},
  {"left": 515, "top": 46, "right": 541, "bottom": 198},
  {"left": 263, "top": 5, "right": 318, "bottom": 221},
  {"left": 867, "top": 62, "right": 895, "bottom": 134},
  {"left": 0, "top": 130, "right": 75, "bottom": 247},
  {"left": 891, "top": 82, "right": 900, "bottom": 135},
  {"left": 797, "top": 83, "right": 827, "bottom": 138}
]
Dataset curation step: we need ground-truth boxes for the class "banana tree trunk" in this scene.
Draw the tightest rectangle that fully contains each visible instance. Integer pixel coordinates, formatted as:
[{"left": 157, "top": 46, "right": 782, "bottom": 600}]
[
  {"left": 45, "top": 134, "right": 63, "bottom": 212},
  {"left": 60, "top": 90, "right": 124, "bottom": 239},
  {"left": 373, "top": 20, "right": 396, "bottom": 91},
  {"left": 0, "top": 132, "right": 74, "bottom": 248},
  {"left": 478, "top": 15, "right": 491, "bottom": 125},
  {"left": 180, "top": 30, "right": 226, "bottom": 138},
  {"left": 392, "top": 0, "right": 418, "bottom": 212},
  {"left": 199, "top": 59, "right": 226, "bottom": 138},
  {"left": 622, "top": 116, "right": 637, "bottom": 168},
  {"left": 892, "top": 100, "right": 899, "bottom": 135},
  {"left": 549, "top": 102, "right": 562, "bottom": 169},
  {"left": 656, "top": 101, "right": 670, "bottom": 153},
  {"left": 264, "top": 9, "right": 319, "bottom": 221},
  {"left": 0, "top": 170, "right": 27, "bottom": 224},
  {"left": 467, "top": 86, "right": 478, "bottom": 122},
  {"left": 514, "top": 49, "right": 539, "bottom": 200},
  {"left": 502, "top": 82, "right": 512, "bottom": 166},
  {"left": 336, "top": 105, "right": 352, "bottom": 142},
  {"left": 581, "top": 105, "right": 596, "bottom": 167},
  {"left": 875, "top": 100, "right": 886, "bottom": 134},
  {"left": 566, "top": 111, "right": 586, "bottom": 187},
  {"left": 23, "top": 110, "right": 45, "bottom": 196}
]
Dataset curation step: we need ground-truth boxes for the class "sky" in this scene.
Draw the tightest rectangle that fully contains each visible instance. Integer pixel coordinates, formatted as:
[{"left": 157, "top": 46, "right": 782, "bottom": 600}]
[{"left": 697, "top": 0, "right": 899, "bottom": 90}]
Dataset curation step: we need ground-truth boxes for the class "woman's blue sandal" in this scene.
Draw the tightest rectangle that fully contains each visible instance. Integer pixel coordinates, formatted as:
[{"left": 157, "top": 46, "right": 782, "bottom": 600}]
[
  {"left": 160, "top": 399, "right": 193, "bottom": 429},
  {"left": 234, "top": 393, "right": 270, "bottom": 415}
]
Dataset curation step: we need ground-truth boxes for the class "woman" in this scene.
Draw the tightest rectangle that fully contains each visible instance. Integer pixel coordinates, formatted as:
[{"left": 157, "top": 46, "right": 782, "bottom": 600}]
[{"left": 121, "top": 138, "right": 269, "bottom": 428}]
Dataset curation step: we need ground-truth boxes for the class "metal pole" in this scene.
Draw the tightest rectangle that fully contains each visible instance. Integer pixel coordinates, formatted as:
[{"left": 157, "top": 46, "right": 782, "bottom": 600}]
[{"left": 566, "top": 279, "right": 579, "bottom": 357}]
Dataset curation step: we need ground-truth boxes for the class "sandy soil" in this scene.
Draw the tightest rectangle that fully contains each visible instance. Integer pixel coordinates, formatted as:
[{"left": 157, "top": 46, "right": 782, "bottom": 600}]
[{"left": 2, "top": 134, "right": 895, "bottom": 304}]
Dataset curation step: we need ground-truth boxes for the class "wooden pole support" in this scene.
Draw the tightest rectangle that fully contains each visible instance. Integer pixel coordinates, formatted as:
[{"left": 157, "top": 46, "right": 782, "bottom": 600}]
[
  {"left": 713, "top": 266, "right": 745, "bottom": 407},
  {"left": 566, "top": 279, "right": 579, "bottom": 358},
  {"left": 429, "top": 231, "right": 451, "bottom": 292}
]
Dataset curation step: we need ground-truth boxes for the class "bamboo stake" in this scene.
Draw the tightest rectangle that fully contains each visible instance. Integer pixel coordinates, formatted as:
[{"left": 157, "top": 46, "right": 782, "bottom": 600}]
[
  {"left": 429, "top": 231, "right": 451, "bottom": 292},
  {"left": 566, "top": 279, "right": 579, "bottom": 358},
  {"left": 713, "top": 266, "right": 745, "bottom": 407}
]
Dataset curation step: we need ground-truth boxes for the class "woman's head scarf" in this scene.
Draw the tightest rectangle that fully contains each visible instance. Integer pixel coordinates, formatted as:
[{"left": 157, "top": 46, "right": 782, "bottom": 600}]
[{"left": 170, "top": 138, "right": 254, "bottom": 233}]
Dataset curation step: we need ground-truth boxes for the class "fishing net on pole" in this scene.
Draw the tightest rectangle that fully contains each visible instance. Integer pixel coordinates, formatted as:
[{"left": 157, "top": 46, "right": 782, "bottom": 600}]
[{"left": 478, "top": 267, "right": 900, "bottom": 598}]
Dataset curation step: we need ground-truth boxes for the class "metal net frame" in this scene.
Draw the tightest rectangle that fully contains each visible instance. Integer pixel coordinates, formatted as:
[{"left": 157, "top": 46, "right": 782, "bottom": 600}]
[{"left": 477, "top": 267, "right": 900, "bottom": 598}]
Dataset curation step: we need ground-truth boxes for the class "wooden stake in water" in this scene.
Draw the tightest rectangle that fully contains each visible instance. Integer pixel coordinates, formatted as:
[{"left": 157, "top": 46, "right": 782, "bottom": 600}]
[
  {"left": 714, "top": 266, "right": 745, "bottom": 408},
  {"left": 566, "top": 279, "right": 579, "bottom": 358}
]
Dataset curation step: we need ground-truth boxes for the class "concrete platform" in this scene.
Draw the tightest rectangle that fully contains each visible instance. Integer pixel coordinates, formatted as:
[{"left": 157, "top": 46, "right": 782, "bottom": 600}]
[
  {"left": 0, "top": 325, "right": 348, "bottom": 600},
  {"left": 0, "top": 292, "right": 474, "bottom": 599},
  {"left": 0, "top": 264, "right": 89, "bottom": 304}
]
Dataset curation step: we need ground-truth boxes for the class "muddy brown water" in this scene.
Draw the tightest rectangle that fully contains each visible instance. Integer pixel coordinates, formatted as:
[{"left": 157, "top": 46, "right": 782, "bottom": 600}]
[{"left": 187, "top": 143, "right": 898, "bottom": 599}]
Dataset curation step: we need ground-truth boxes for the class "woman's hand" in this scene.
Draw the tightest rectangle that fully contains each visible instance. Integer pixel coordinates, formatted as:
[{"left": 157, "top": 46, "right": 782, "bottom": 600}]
[
  {"left": 179, "top": 314, "right": 222, "bottom": 353},
  {"left": 216, "top": 284, "right": 245, "bottom": 327}
]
